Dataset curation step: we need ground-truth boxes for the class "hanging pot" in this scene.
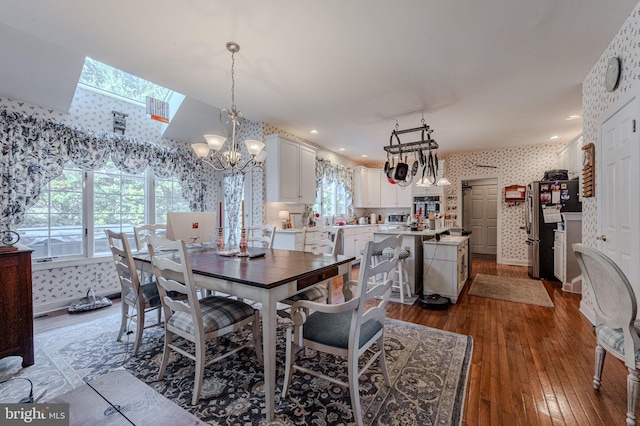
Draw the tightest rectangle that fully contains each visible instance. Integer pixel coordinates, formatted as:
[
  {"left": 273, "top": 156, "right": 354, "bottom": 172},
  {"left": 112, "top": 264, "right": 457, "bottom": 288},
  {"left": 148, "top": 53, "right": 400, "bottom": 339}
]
[{"left": 411, "top": 151, "right": 419, "bottom": 176}]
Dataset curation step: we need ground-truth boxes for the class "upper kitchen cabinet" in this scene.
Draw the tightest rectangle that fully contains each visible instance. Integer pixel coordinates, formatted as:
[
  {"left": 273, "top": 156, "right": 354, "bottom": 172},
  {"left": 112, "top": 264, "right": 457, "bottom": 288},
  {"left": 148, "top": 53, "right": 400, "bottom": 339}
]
[
  {"left": 557, "top": 134, "right": 583, "bottom": 180},
  {"left": 266, "top": 134, "right": 316, "bottom": 204},
  {"left": 380, "top": 172, "right": 412, "bottom": 208},
  {"left": 353, "top": 167, "right": 381, "bottom": 208}
]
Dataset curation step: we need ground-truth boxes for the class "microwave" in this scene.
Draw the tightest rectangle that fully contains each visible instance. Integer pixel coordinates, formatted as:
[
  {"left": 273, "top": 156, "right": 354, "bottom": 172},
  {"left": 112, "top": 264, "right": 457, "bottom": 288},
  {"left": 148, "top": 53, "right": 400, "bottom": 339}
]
[{"left": 388, "top": 214, "right": 408, "bottom": 223}]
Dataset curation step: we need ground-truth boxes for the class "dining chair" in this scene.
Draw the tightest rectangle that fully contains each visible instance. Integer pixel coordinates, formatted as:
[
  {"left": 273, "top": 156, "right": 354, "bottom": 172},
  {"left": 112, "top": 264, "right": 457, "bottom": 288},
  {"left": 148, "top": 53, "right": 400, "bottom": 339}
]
[
  {"left": 133, "top": 224, "right": 167, "bottom": 252},
  {"left": 247, "top": 224, "right": 276, "bottom": 248},
  {"left": 105, "top": 230, "right": 162, "bottom": 356},
  {"left": 573, "top": 243, "right": 640, "bottom": 426},
  {"left": 281, "top": 235, "right": 402, "bottom": 426},
  {"left": 146, "top": 234, "right": 263, "bottom": 405},
  {"left": 280, "top": 227, "right": 344, "bottom": 311}
]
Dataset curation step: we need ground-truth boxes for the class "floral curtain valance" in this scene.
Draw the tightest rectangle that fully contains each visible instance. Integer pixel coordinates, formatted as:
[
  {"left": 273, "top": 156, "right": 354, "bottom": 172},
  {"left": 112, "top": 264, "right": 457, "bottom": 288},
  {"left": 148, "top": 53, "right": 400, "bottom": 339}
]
[
  {"left": 0, "top": 107, "right": 207, "bottom": 230},
  {"left": 315, "top": 157, "right": 354, "bottom": 202}
]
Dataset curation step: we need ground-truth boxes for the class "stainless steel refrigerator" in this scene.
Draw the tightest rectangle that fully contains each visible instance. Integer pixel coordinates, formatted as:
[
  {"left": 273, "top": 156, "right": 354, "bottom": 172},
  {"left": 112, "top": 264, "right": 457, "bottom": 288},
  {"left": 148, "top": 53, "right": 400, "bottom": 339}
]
[{"left": 525, "top": 180, "right": 581, "bottom": 279}]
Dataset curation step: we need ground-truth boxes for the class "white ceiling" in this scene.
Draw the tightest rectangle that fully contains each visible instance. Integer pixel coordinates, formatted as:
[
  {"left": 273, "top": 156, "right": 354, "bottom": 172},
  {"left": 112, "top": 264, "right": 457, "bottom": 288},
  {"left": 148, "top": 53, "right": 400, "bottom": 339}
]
[{"left": 0, "top": 0, "right": 637, "bottom": 162}]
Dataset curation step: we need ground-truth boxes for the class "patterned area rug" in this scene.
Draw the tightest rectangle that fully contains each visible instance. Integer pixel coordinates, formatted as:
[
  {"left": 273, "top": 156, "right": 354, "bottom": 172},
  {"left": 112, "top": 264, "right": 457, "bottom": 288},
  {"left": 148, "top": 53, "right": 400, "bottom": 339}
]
[
  {"left": 468, "top": 273, "right": 555, "bottom": 307},
  {"left": 0, "top": 313, "right": 473, "bottom": 425}
]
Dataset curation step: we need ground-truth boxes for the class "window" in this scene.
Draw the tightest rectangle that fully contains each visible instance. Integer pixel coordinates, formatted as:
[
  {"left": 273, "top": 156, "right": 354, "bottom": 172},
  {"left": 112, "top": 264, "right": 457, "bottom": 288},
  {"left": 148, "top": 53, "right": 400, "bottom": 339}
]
[
  {"left": 93, "top": 160, "right": 146, "bottom": 255},
  {"left": 18, "top": 162, "right": 83, "bottom": 259},
  {"left": 17, "top": 163, "right": 189, "bottom": 261},
  {"left": 155, "top": 177, "right": 190, "bottom": 224},
  {"left": 78, "top": 57, "right": 173, "bottom": 105},
  {"left": 315, "top": 177, "right": 348, "bottom": 217}
]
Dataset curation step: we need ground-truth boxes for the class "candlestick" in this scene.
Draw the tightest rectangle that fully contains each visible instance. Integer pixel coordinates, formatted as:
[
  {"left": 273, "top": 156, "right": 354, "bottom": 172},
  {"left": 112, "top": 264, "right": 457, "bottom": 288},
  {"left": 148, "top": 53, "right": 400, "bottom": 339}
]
[
  {"left": 217, "top": 227, "right": 225, "bottom": 253},
  {"left": 238, "top": 228, "right": 248, "bottom": 256},
  {"left": 219, "top": 201, "right": 223, "bottom": 227}
]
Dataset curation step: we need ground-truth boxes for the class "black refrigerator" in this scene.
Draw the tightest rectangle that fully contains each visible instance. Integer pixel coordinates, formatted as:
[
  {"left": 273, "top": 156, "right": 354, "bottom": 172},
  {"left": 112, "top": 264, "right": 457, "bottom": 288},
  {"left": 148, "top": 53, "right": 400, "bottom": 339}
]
[{"left": 525, "top": 180, "right": 581, "bottom": 279}]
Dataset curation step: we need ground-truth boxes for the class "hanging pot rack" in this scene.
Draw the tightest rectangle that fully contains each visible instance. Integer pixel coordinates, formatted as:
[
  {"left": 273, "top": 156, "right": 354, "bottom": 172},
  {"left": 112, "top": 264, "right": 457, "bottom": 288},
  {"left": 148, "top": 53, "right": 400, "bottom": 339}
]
[{"left": 383, "top": 123, "right": 439, "bottom": 156}]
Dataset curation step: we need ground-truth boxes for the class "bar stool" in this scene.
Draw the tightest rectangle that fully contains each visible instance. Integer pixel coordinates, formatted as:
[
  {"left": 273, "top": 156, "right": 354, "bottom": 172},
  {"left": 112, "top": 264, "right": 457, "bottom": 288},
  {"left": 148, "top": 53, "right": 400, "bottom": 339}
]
[
  {"left": 360, "top": 246, "right": 383, "bottom": 283},
  {"left": 382, "top": 247, "right": 411, "bottom": 303}
]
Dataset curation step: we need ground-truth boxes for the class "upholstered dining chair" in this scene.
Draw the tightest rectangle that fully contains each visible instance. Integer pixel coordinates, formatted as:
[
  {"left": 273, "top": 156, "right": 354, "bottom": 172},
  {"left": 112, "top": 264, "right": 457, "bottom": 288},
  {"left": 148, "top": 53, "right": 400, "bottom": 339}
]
[
  {"left": 279, "top": 227, "right": 344, "bottom": 312},
  {"left": 133, "top": 224, "right": 166, "bottom": 252},
  {"left": 247, "top": 224, "right": 276, "bottom": 248},
  {"left": 281, "top": 235, "right": 402, "bottom": 426},
  {"left": 105, "top": 230, "right": 162, "bottom": 356},
  {"left": 573, "top": 243, "right": 640, "bottom": 426},
  {"left": 146, "top": 234, "right": 263, "bottom": 405}
]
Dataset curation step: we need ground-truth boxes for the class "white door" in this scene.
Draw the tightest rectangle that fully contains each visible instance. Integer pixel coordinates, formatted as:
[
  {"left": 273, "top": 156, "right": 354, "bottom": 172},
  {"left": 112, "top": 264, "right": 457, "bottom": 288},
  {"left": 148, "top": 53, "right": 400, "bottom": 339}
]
[
  {"left": 464, "top": 180, "right": 498, "bottom": 256},
  {"left": 599, "top": 93, "right": 640, "bottom": 299}
]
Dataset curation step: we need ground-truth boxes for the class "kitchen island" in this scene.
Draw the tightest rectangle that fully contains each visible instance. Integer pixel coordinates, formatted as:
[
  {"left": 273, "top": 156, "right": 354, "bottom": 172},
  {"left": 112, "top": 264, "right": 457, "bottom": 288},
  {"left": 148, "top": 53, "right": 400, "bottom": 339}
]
[
  {"left": 373, "top": 228, "right": 449, "bottom": 297},
  {"left": 423, "top": 235, "right": 470, "bottom": 303}
]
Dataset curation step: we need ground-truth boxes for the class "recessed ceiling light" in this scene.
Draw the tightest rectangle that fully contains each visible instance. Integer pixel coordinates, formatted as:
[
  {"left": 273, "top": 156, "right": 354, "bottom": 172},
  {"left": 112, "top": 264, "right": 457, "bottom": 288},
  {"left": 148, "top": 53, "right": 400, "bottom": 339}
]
[
  {"left": 549, "top": 135, "right": 560, "bottom": 140},
  {"left": 338, "top": 148, "right": 345, "bottom": 151},
  {"left": 361, "top": 154, "right": 368, "bottom": 158},
  {"left": 565, "top": 114, "right": 581, "bottom": 121},
  {"left": 310, "top": 129, "right": 319, "bottom": 135}
]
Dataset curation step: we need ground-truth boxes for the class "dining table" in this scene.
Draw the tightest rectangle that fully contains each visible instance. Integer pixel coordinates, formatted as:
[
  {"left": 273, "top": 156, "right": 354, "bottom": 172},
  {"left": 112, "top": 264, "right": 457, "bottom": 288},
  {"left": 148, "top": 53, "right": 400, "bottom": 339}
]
[{"left": 134, "top": 245, "right": 354, "bottom": 422}]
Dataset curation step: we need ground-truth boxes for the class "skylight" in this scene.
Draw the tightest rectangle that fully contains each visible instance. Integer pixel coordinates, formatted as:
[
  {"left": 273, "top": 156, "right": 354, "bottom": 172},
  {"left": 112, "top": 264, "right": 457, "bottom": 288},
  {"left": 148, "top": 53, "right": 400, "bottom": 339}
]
[{"left": 78, "top": 57, "right": 173, "bottom": 105}]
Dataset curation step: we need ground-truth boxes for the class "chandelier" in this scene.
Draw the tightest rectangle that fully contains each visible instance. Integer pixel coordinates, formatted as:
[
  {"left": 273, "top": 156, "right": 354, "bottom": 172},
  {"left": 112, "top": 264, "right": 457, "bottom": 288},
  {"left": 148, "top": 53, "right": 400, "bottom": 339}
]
[{"left": 191, "top": 42, "right": 267, "bottom": 174}]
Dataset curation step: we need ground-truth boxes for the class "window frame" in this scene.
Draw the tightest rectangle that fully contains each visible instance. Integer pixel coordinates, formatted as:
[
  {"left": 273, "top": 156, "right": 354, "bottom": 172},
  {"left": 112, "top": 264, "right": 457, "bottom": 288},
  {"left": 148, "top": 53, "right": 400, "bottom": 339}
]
[{"left": 20, "top": 166, "right": 187, "bottom": 268}]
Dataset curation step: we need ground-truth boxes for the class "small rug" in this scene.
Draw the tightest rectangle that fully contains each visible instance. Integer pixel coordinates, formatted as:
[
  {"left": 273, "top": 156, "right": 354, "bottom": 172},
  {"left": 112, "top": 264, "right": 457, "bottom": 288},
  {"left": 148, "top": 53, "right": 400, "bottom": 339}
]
[
  {"left": 468, "top": 273, "right": 554, "bottom": 307},
  {"left": 0, "top": 313, "right": 473, "bottom": 425}
]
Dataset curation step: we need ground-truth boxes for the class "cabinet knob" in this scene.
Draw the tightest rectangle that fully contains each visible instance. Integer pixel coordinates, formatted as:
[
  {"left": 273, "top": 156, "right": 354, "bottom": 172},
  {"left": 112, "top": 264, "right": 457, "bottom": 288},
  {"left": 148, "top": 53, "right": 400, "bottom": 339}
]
[{"left": 596, "top": 234, "right": 607, "bottom": 242}]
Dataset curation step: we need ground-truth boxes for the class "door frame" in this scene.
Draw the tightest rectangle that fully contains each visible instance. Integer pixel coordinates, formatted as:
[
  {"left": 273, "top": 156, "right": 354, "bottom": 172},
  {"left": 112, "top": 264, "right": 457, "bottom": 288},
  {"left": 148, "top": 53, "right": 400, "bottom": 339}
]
[
  {"left": 458, "top": 174, "right": 502, "bottom": 264},
  {"left": 597, "top": 82, "right": 640, "bottom": 253}
]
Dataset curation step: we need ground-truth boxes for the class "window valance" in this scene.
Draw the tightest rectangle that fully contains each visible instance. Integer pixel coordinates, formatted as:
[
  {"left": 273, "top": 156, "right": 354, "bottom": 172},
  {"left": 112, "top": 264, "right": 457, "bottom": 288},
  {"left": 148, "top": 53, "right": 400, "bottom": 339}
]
[
  {"left": 315, "top": 158, "right": 354, "bottom": 201},
  {"left": 0, "top": 107, "right": 207, "bottom": 230}
]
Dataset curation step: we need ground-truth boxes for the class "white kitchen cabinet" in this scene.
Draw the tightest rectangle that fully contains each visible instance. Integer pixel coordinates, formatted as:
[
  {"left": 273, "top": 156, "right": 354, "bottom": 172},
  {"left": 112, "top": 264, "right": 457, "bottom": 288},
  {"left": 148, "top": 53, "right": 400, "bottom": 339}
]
[
  {"left": 553, "top": 213, "right": 583, "bottom": 292},
  {"left": 353, "top": 167, "right": 368, "bottom": 208},
  {"left": 553, "top": 230, "right": 565, "bottom": 282},
  {"left": 423, "top": 236, "right": 468, "bottom": 303},
  {"left": 266, "top": 134, "right": 316, "bottom": 204},
  {"left": 380, "top": 172, "right": 413, "bottom": 208},
  {"left": 354, "top": 167, "right": 381, "bottom": 208},
  {"left": 367, "top": 169, "right": 381, "bottom": 207},
  {"left": 273, "top": 230, "right": 304, "bottom": 251},
  {"left": 341, "top": 226, "right": 374, "bottom": 263}
]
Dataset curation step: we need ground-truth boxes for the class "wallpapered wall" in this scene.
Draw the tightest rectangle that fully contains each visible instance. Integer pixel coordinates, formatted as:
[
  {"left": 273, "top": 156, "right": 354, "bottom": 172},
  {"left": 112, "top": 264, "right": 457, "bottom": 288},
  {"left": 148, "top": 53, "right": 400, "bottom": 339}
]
[
  {"left": 582, "top": 3, "right": 640, "bottom": 248},
  {"left": 442, "top": 142, "right": 565, "bottom": 264},
  {"left": 1, "top": 87, "right": 259, "bottom": 313}
]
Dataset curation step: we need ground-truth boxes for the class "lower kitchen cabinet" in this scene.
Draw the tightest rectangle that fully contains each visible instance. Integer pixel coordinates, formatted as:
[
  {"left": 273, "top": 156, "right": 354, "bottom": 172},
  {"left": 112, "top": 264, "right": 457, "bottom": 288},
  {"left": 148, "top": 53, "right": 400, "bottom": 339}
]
[
  {"left": 342, "top": 226, "right": 374, "bottom": 262},
  {"left": 273, "top": 230, "right": 304, "bottom": 251},
  {"left": 553, "top": 213, "right": 582, "bottom": 292},
  {"left": 423, "top": 236, "right": 468, "bottom": 303}
]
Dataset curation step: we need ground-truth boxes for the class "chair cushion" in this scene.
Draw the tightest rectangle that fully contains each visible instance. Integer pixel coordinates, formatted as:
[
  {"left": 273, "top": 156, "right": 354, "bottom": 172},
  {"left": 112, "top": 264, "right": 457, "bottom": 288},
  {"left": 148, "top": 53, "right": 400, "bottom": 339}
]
[
  {"left": 359, "top": 248, "right": 383, "bottom": 256},
  {"left": 595, "top": 323, "right": 640, "bottom": 361},
  {"left": 302, "top": 310, "right": 383, "bottom": 349},
  {"left": 285, "top": 284, "right": 328, "bottom": 302},
  {"left": 168, "top": 296, "right": 255, "bottom": 335},
  {"left": 382, "top": 248, "right": 410, "bottom": 260},
  {"left": 125, "top": 282, "right": 183, "bottom": 308}
]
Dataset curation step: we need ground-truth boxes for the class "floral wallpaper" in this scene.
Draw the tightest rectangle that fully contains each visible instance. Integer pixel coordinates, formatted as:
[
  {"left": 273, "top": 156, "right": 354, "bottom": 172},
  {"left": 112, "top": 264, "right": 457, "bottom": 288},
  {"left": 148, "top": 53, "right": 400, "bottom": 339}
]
[
  {"left": 582, "top": 3, "right": 640, "bottom": 249},
  {"left": 441, "top": 142, "right": 565, "bottom": 264}
]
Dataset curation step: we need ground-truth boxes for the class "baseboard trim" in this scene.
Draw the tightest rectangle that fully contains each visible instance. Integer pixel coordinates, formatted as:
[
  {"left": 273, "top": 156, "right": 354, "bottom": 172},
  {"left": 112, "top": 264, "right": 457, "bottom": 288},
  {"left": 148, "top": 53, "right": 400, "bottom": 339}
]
[
  {"left": 33, "top": 291, "right": 120, "bottom": 317},
  {"left": 500, "top": 258, "right": 528, "bottom": 266}
]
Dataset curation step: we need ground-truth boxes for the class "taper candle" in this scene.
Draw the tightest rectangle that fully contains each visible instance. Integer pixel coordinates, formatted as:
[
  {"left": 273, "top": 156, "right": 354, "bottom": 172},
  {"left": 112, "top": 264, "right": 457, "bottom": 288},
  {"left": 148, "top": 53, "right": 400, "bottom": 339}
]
[
  {"left": 219, "top": 201, "right": 223, "bottom": 227},
  {"left": 241, "top": 200, "right": 245, "bottom": 228}
]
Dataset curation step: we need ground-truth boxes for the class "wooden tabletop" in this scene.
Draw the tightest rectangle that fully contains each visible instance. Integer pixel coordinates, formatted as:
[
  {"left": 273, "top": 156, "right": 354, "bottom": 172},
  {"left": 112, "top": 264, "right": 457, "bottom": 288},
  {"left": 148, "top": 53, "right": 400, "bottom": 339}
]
[{"left": 135, "top": 247, "right": 354, "bottom": 290}]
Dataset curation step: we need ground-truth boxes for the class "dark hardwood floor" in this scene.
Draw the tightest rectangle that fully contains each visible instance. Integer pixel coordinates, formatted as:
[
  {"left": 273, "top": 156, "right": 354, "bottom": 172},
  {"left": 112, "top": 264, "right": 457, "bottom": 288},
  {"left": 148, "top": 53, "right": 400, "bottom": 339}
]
[{"left": 34, "top": 256, "right": 626, "bottom": 425}]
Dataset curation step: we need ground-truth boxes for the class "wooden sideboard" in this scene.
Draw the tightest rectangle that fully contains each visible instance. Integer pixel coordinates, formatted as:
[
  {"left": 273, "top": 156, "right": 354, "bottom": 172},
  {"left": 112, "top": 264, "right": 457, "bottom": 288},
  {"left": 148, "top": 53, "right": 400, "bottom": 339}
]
[{"left": 0, "top": 246, "right": 34, "bottom": 367}]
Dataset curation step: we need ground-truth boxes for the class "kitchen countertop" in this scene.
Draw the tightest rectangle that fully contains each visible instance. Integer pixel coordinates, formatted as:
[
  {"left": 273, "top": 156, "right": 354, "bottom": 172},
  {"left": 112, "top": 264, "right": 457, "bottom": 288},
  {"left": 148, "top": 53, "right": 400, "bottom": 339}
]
[
  {"left": 373, "top": 228, "right": 450, "bottom": 237},
  {"left": 423, "top": 235, "right": 469, "bottom": 245}
]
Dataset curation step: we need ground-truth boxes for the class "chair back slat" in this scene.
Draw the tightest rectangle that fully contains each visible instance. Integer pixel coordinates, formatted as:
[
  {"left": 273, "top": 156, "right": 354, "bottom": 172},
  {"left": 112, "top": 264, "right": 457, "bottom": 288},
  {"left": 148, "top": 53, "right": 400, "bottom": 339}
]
[
  {"left": 105, "top": 229, "right": 141, "bottom": 298},
  {"left": 348, "top": 235, "right": 402, "bottom": 349},
  {"left": 133, "top": 224, "right": 167, "bottom": 251},
  {"left": 302, "top": 226, "right": 342, "bottom": 254},
  {"left": 146, "top": 235, "right": 203, "bottom": 334},
  {"left": 247, "top": 224, "right": 276, "bottom": 248}
]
